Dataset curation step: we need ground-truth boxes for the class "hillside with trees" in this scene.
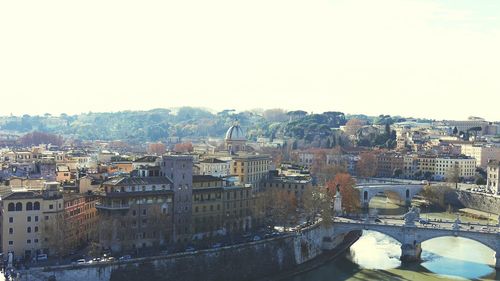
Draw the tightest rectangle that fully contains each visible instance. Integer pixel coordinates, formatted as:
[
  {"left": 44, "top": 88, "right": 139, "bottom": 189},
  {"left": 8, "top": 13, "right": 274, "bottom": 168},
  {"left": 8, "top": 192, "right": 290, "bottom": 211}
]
[{"left": 0, "top": 108, "right": 413, "bottom": 147}]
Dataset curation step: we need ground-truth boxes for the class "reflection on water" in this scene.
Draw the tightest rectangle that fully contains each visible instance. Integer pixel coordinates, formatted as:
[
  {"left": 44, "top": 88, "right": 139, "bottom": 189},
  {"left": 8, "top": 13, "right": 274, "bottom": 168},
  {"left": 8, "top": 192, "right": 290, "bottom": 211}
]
[
  {"left": 421, "top": 237, "right": 495, "bottom": 280},
  {"left": 349, "top": 231, "right": 401, "bottom": 270},
  {"left": 288, "top": 230, "right": 498, "bottom": 281}
]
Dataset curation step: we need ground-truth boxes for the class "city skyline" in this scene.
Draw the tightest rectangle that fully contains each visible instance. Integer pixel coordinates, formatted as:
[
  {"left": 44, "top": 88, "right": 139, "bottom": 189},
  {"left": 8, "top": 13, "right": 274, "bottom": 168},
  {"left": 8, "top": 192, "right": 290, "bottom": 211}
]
[{"left": 1, "top": 0, "right": 500, "bottom": 120}]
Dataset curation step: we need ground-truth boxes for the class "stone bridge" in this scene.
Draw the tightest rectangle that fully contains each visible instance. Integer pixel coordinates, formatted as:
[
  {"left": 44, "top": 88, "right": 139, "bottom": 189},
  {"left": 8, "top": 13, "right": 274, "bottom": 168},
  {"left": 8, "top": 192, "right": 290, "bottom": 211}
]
[
  {"left": 330, "top": 218, "right": 500, "bottom": 268},
  {"left": 356, "top": 183, "right": 425, "bottom": 208}
]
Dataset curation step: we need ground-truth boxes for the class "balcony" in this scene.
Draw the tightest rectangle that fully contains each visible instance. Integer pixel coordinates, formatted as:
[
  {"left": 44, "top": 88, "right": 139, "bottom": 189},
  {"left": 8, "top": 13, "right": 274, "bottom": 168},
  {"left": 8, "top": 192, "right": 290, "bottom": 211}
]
[{"left": 95, "top": 202, "right": 130, "bottom": 210}]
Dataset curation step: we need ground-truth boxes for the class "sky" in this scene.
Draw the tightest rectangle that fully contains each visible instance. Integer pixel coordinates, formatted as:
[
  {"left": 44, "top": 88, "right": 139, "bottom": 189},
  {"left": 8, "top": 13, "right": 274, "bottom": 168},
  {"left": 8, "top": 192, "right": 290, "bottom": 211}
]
[{"left": 1, "top": 0, "right": 499, "bottom": 121}]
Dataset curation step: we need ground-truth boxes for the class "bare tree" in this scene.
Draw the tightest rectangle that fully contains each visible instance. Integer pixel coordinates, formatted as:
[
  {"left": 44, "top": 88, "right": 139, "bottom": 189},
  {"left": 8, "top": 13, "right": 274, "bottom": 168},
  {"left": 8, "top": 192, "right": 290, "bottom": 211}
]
[
  {"left": 255, "top": 188, "right": 298, "bottom": 230},
  {"left": 41, "top": 213, "right": 68, "bottom": 262}
]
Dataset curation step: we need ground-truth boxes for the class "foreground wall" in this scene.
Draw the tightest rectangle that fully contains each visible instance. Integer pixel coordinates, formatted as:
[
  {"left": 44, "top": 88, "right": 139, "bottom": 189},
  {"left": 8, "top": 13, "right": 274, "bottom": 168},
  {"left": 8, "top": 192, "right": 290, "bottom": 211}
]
[
  {"left": 445, "top": 190, "right": 500, "bottom": 215},
  {"left": 23, "top": 223, "right": 341, "bottom": 281}
]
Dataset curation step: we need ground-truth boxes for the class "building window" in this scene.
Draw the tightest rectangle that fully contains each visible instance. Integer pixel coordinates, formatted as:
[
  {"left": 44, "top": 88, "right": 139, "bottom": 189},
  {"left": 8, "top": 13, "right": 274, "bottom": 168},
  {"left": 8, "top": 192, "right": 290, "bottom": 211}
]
[
  {"left": 35, "top": 226, "right": 39, "bottom": 232},
  {"left": 27, "top": 227, "right": 32, "bottom": 233},
  {"left": 27, "top": 240, "right": 31, "bottom": 244},
  {"left": 34, "top": 239, "right": 39, "bottom": 243},
  {"left": 26, "top": 202, "right": 33, "bottom": 211},
  {"left": 49, "top": 204, "right": 54, "bottom": 210},
  {"left": 9, "top": 228, "right": 13, "bottom": 234},
  {"left": 9, "top": 217, "right": 13, "bottom": 223},
  {"left": 35, "top": 216, "right": 39, "bottom": 222},
  {"left": 8, "top": 203, "right": 14, "bottom": 211},
  {"left": 27, "top": 216, "right": 31, "bottom": 222},
  {"left": 8, "top": 241, "right": 13, "bottom": 245},
  {"left": 15, "top": 202, "right": 22, "bottom": 211}
]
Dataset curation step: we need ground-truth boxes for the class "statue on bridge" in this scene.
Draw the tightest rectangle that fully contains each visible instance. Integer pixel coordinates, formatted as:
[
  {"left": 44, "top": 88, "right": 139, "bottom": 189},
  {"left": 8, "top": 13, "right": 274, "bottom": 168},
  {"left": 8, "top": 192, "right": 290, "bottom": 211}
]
[{"left": 403, "top": 206, "right": 420, "bottom": 226}]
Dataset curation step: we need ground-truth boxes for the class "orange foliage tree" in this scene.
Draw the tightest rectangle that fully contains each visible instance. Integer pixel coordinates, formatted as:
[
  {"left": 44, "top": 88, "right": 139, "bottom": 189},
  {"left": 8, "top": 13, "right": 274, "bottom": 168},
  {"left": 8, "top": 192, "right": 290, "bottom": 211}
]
[
  {"left": 326, "top": 173, "right": 360, "bottom": 213},
  {"left": 147, "top": 142, "right": 166, "bottom": 155},
  {"left": 356, "top": 151, "right": 378, "bottom": 178},
  {"left": 255, "top": 188, "right": 298, "bottom": 229},
  {"left": 19, "top": 131, "right": 64, "bottom": 147},
  {"left": 173, "top": 142, "right": 193, "bottom": 153}
]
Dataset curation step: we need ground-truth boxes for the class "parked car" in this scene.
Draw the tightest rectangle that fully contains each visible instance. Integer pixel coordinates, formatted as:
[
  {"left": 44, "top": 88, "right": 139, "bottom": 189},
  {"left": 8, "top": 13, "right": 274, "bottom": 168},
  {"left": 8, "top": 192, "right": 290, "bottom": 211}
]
[
  {"left": 118, "top": 255, "right": 131, "bottom": 261},
  {"left": 253, "top": 235, "right": 261, "bottom": 241},
  {"left": 185, "top": 246, "right": 196, "bottom": 252},
  {"left": 419, "top": 219, "right": 430, "bottom": 225},
  {"left": 77, "top": 259, "right": 86, "bottom": 264},
  {"left": 211, "top": 243, "right": 222, "bottom": 249},
  {"left": 36, "top": 254, "right": 48, "bottom": 261},
  {"left": 374, "top": 218, "right": 382, "bottom": 223}
]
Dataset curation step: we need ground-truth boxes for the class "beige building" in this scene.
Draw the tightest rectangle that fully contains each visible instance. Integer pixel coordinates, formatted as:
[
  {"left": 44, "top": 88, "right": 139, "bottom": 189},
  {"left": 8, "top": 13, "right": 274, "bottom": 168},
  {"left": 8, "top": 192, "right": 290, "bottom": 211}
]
[
  {"left": 403, "top": 155, "right": 419, "bottom": 178},
  {"left": 434, "top": 156, "right": 476, "bottom": 180},
  {"left": 1, "top": 182, "right": 64, "bottom": 260},
  {"left": 461, "top": 144, "right": 500, "bottom": 168},
  {"left": 231, "top": 154, "right": 271, "bottom": 191},
  {"left": 487, "top": 160, "right": 499, "bottom": 195},
  {"left": 417, "top": 155, "right": 436, "bottom": 176},
  {"left": 197, "top": 158, "right": 230, "bottom": 178}
]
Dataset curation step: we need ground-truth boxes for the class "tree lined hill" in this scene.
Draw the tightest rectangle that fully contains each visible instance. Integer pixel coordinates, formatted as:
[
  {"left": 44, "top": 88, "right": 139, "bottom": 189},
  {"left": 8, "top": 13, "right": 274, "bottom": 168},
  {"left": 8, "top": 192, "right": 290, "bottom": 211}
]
[{"left": 0, "top": 108, "right": 413, "bottom": 145}]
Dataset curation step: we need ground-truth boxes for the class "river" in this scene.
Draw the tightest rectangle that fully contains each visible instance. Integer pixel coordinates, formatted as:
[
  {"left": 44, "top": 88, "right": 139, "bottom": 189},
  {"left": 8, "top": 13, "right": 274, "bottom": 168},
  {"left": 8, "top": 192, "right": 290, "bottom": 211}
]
[{"left": 285, "top": 196, "right": 500, "bottom": 281}]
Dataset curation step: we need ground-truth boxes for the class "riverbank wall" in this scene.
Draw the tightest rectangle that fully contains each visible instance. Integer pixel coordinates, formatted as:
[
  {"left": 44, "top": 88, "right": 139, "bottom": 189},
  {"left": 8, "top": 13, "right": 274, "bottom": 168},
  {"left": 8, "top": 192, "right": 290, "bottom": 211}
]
[
  {"left": 22, "top": 223, "right": 347, "bottom": 281},
  {"left": 445, "top": 190, "right": 500, "bottom": 215}
]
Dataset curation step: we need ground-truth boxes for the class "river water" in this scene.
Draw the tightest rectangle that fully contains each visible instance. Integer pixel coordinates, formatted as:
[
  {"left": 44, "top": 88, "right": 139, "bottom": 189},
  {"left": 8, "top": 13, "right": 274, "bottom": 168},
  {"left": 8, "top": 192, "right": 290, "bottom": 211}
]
[{"left": 286, "top": 196, "right": 500, "bottom": 281}]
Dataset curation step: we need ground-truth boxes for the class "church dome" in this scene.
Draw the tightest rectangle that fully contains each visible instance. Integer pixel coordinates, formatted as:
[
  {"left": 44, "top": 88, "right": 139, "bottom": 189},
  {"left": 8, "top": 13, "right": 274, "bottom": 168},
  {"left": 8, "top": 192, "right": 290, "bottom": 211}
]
[{"left": 225, "top": 124, "right": 246, "bottom": 141}]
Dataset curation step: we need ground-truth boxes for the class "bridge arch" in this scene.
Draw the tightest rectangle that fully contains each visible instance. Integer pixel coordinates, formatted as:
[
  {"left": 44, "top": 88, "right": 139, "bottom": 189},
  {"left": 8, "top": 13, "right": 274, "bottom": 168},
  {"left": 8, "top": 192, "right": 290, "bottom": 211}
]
[
  {"left": 357, "top": 184, "right": 424, "bottom": 208},
  {"left": 332, "top": 222, "right": 405, "bottom": 245},
  {"left": 416, "top": 231, "right": 498, "bottom": 252}
]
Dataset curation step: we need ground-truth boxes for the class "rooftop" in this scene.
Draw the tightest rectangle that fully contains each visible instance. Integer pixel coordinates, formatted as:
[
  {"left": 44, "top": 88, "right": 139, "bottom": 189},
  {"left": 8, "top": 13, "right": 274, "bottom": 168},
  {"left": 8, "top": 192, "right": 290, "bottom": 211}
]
[
  {"left": 193, "top": 175, "right": 224, "bottom": 183},
  {"left": 133, "top": 156, "right": 159, "bottom": 163},
  {"left": 103, "top": 176, "right": 173, "bottom": 186},
  {"left": 199, "top": 158, "right": 227, "bottom": 164}
]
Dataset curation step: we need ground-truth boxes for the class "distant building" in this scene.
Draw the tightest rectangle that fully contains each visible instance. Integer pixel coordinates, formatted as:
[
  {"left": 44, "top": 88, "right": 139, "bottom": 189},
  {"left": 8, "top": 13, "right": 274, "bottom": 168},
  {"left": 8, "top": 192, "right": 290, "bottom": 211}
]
[
  {"left": 262, "top": 174, "right": 312, "bottom": 198},
  {"left": 97, "top": 176, "right": 174, "bottom": 253},
  {"left": 433, "top": 156, "right": 476, "bottom": 180},
  {"left": 486, "top": 160, "right": 499, "bottom": 195},
  {"left": 198, "top": 158, "right": 230, "bottom": 177},
  {"left": 225, "top": 123, "right": 247, "bottom": 154},
  {"left": 375, "top": 152, "right": 404, "bottom": 178},
  {"left": 161, "top": 155, "right": 193, "bottom": 243},
  {"left": 460, "top": 144, "right": 500, "bottom": 168},
  {"left": 230, "top": 154, "right": 272, "bottom": 191}
]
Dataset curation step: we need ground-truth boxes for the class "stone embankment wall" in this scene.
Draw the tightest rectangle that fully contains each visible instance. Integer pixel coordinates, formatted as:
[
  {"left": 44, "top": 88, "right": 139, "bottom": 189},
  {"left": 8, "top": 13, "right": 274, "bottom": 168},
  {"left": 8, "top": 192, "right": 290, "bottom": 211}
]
[
  {"left": 445, "top": 190, "right": 500, "bottom": 215},
  {"left": 23, "top": 223, "right": 343, "bottom": 281}
]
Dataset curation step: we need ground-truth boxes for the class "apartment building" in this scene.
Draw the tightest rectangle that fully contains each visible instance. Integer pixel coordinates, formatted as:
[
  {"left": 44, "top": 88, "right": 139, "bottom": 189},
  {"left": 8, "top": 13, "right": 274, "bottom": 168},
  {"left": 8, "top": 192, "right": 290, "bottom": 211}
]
[
  {"left": 192, "top": 175, "right": 224, "bottom": 239},
  {"left": 433, "top": 156, "right": 476, "bottom": 180},
  {"left": 97, "top": 176, "right": 174, "bottom": 253},
  {"left": 487, "top": 160, "right": 499, "bottom": 194},
  {"left": 197, "top": 158, "right": 230, "bottom": 178},
  {"left": 375, "top": 153, "right": 404, "bottom": 178},
  {"left": 63, "top": 193, "right": 99, "bottom": 253},
  {"left": 230, "top": 154, "right": 271, "bottom": 190},
  {"left": 461, "top": 144, "right": 500, "bottom": 168},
  {"left": 1, "top": 182, "right": 63, "bottom": 260}
]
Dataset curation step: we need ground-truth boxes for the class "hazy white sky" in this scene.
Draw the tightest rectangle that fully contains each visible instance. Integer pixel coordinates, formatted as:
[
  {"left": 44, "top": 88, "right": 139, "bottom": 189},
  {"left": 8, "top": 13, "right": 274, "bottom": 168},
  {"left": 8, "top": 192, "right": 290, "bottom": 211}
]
[{"left": 1, "top": 0, "right": 499, "bottom": 120}]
